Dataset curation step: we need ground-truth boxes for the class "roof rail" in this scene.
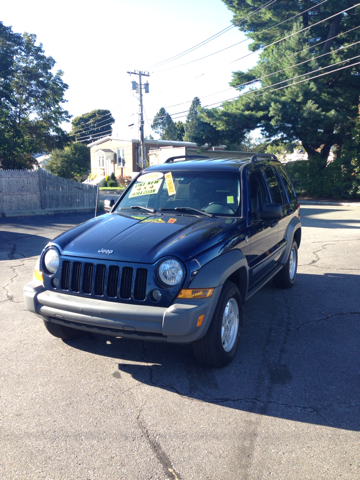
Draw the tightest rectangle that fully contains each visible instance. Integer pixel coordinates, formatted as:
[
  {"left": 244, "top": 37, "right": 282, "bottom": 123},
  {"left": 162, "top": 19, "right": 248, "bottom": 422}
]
[
  {"left": 250, "top": 153, "right": 279, "bottom": 163},
  {"left": 165, "top": 155, "right": 209, "bottom": 164}
]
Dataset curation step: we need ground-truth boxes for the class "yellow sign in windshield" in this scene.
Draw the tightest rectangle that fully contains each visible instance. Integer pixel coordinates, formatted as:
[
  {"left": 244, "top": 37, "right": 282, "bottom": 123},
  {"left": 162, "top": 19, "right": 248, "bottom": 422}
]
[
  {"left": 165, "top": 172, "right": 176, "bottom": 196},
  {"left": 129, "top": 174, "right": 163, "bottom": 198}
]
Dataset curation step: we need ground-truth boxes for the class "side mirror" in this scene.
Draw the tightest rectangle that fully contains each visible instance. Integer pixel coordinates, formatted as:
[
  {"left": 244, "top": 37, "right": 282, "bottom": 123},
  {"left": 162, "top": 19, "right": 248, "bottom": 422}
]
[
  {"left": 104, "top": 198, "right": 115, "bottom": 213},
  {"left": 260, "top": 203, "right": 282, "bottom": 221}
]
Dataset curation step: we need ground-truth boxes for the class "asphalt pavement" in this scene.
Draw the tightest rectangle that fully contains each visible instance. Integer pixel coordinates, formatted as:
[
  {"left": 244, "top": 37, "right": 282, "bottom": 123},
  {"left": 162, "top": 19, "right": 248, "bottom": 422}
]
[{"left": 0, "top": 204, "right": 359, "bottom": 479}]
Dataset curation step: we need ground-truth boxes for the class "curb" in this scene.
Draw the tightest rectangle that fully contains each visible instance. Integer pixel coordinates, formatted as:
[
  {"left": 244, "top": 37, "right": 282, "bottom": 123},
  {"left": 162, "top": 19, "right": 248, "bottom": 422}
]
[
  {"left": 299, "top": 200, "right": 360, "bottom": 207},
  {"left": 0, "top": 207, "right": 102, "bottom": 218}
]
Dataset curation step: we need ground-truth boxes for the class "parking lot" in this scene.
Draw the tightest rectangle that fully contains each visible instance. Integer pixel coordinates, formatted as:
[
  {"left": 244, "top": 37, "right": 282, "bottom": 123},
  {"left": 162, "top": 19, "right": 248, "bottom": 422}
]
[{"left": 1, "top": 204, "right": 359, "bottom": 479}]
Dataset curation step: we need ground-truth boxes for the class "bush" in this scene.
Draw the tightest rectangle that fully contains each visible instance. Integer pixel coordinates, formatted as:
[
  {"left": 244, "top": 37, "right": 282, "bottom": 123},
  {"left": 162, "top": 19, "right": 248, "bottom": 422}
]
[
  {"left": 103, "top": 173, "right": 118, "bottom": 187},
  {"left": 107, "top": 179, "right": 118, "bottom": 188},
  {"left": 117, "top": 175, "right": 132, "bottom": 187},
  {"left": 285, "top": 157, "right": 360, "bottom": 199}
]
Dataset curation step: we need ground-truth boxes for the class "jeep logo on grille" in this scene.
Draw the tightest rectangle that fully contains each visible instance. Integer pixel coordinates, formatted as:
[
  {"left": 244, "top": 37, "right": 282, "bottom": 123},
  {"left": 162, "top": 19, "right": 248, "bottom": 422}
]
[{"left": 98, "top": 248, "right": 114, "bottom": 254}]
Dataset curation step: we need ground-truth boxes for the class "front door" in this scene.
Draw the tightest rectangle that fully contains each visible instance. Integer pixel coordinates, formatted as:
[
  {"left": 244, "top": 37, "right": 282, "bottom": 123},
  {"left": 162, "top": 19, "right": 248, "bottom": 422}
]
[
  {"left": 105, "top": 157, "right": 114, "bottom": 177},
  {"left": 246, "top": 167, "right": 279, "bottom": 288}
]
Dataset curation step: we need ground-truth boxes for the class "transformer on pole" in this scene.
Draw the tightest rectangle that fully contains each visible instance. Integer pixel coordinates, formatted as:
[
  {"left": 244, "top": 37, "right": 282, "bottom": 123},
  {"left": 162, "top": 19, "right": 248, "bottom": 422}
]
[{"left": 127, "top": 70, "right": 150, "bottom": 170}]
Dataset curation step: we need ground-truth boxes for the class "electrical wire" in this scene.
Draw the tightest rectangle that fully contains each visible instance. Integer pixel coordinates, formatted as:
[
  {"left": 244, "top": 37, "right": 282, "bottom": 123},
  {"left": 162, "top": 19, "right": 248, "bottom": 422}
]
[
  {"left": 146, "top": 25, "right": 235, "bottom": 70},
  {"left": 229, "top": 24, "right": 360, "bottom": 89},
  {"left": 152, "top": 0, "right": 328, "bottom": 73},
  {"left": 253, "top": 58, "right": 360, "bottom": 98},
  {"left": 150, "top": 35, "right": 360, "bottom": 118},
  {"left": 147, "top": 50, "right": 360, "bottom": 124},
  {"left": 230, "top": 2, "right": 360, "bottom": 63},
  {"left": 148, "top": 0, "right": 277, "bottom": 70}
]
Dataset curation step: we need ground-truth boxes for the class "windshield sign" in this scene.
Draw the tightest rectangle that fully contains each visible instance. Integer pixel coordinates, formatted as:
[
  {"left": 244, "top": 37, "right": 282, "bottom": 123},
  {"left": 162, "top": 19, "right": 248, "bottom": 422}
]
[{"left": 117, "top": 170, "right": 240, "bottom": 216}]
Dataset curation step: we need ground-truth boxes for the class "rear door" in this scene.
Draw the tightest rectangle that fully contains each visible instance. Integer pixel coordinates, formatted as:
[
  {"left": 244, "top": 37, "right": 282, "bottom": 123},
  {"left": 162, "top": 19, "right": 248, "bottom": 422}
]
[{"left": 262, "top": 164, "right": 289, "bottom": 244}]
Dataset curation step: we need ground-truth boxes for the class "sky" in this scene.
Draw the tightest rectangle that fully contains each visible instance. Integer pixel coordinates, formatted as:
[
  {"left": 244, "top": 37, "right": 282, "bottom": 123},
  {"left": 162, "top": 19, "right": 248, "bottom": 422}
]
[{"left": 2, "top": 0, "right": 260, "bottom": 142}]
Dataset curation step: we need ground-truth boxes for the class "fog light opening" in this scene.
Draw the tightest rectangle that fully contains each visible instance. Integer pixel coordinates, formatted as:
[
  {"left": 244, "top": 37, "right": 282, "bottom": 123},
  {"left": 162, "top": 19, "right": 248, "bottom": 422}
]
[{"left": 151, "top": 289, "right": 162, "bottom": 302}]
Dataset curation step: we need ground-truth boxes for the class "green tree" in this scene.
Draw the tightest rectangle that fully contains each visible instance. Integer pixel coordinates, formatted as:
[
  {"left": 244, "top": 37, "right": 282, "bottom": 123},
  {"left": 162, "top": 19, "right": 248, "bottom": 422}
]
[
  {"left": 201, "top": 1, "right": 360, "bottom": 193},
  {"left": 175, "top": 121, "right": 185, "bottom": 141},
  {"left": 184, "top": 97, "right": 220, "bottom": 146},
  {"left": 44, "top": 142, "right": 90, "bottom": 181},
  {"left": 151, "top": 107, "right": 178, "bottom": 140},
  {"left": 70, "top": 109, "right": 115, "bottom": 144},
  {"left": 0, "top": 23, "right": 70, "bottom": 169}
]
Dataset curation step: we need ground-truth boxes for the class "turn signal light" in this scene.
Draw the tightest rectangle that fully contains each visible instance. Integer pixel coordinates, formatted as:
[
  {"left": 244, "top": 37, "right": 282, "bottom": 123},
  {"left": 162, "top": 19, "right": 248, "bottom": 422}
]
[
  {"left": 34, "top": 268, "right": 43, "bottom": 282},
  {"left": 177, "top": 288, "right": 214, "bottom": 299}
]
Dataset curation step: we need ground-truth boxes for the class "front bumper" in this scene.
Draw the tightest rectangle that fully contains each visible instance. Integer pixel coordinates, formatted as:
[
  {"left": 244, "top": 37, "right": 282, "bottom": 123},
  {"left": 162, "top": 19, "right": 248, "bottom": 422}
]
[{"left": 24, "top": 281, "right": 221, "bottom": 344}]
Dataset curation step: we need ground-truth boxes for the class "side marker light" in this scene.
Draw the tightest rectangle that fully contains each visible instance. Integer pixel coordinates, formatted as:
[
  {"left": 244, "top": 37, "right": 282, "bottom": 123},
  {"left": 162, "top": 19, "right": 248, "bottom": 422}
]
[{"left": 197, "top": 315, "right": 205, "bottom": 327}]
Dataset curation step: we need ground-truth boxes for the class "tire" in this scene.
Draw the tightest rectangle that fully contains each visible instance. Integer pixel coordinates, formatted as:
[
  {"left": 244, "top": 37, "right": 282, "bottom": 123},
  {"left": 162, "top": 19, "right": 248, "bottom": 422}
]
[
  {"left": 43, "top": 319, "right": 85, "bottom": 340},
  {"left": 273, "top": 240, "right": 298, "bottom": 289},
  {"left": 192, "top": 281, "right": 242, "bottom": 368}
]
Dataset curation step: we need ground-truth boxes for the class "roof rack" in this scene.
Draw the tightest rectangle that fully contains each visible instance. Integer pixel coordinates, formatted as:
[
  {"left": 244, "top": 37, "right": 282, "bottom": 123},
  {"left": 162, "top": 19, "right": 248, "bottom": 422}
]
[
  {"left": 165, "top": 155, "right": 209, "bottom": 164},
  {"left": 250, "top": 153, "right": 279, "bottom": 163}
]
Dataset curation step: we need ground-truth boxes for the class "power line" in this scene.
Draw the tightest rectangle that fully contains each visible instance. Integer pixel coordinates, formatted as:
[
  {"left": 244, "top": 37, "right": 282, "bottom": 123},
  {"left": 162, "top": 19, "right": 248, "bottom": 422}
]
[
  {"left": 149, "top": 52, "right": 360, "bottom": 124},
  {"left": 253, "top": 58, "right": 360, "bottom": 98},
  {"left": 149, "top": 0, "right": 277, "bottom": 71},
  {"left": 152, "top": 0, "right": 328, "bottom": 73},
  {"left": 230, "top": 2, "right": 360, "bottom": 63},
  {"left": 146, "top": 25, "right": 235, "bottom": 70},
  {"left": 153, "top": 34, "right": 360, "bottom": 116},
  {"left": 229, "top": 24, "right": 360, "bottom": 89}
]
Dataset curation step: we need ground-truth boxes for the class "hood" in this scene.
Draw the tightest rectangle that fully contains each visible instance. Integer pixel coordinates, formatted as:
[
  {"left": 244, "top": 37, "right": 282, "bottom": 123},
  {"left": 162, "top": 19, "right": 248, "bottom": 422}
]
[{"left": 52, "top": 212, "right": 244, "bottom": 264}]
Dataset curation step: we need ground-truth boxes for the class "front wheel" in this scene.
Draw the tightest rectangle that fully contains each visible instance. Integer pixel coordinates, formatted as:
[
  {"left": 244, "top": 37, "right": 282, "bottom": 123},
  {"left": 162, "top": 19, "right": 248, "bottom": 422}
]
[
  {"left": 273, "top": 240, "right": 298, "bottom": 289},
  {"left": 192, "top": 281, "right": 242, "bottom": 368},
  {"left": 43, "top": 319, "right": 85, "bottom": 340}
]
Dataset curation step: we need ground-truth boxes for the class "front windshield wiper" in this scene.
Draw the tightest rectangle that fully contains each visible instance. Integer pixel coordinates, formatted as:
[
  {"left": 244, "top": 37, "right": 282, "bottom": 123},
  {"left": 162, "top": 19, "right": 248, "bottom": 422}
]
[
  {"left": 160, "top": 207, "right": 213, "bottom": 218},
  {"left": 130, "top": 205, "right": 156, "bottom": 213},
  {"left": 117, "top": 205, "right": 155, "bottom": 213}
]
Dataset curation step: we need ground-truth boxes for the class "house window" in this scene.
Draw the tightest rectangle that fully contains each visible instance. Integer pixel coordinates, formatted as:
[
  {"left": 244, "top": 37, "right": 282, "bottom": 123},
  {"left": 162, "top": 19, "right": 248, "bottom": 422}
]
[
  {"left": 98, "top": 155, "right": 105, "bottom": 167},
  {"left": 117, "top": 148, "right": 125, "bottom": 167}
]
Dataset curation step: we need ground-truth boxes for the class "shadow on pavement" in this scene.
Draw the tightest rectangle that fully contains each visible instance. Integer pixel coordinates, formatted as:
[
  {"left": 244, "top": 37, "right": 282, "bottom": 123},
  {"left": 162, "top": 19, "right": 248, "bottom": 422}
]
[
  {"left": 63, "top": 272, "right": 360, "bottom": 432},
  {"left": 0, "top": 212, "right": 95, "bottom": 259}
]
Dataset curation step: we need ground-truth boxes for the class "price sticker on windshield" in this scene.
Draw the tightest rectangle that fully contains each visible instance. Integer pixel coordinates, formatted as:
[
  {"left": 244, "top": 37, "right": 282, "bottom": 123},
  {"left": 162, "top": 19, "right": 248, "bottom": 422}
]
[
  {"left": 165, "top": 172, "right": 176, "bottom": 196},
  {"left": 129, "top": 177, "right": 162, "bottom": 198}
]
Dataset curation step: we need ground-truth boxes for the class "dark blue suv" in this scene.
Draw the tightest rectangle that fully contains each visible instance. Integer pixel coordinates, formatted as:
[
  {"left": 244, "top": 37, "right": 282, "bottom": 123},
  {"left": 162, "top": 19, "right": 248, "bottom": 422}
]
[{"left": 24, "top": 154, "right": 301, "bottom": 368}]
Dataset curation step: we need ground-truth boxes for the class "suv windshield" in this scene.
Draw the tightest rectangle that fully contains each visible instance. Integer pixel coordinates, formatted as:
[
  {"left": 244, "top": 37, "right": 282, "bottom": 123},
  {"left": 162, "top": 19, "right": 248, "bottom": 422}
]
[{"left": 116, "top": 170, "right": 241, "bottom": 216}]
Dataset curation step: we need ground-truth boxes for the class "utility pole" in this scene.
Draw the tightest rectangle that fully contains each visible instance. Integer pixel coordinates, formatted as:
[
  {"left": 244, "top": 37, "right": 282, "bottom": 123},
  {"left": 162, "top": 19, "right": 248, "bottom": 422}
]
[{"left": 127, "top": 70, "right": 150, "bottom": 169}]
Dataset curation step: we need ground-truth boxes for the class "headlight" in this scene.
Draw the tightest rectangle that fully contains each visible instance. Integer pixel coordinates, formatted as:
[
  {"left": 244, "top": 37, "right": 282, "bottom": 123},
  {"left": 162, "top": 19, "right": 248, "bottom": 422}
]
[
  {"left": 158, "top": 259, "right": 184, "bottom": 287},
  {"left": 44, "top": 248, "right": 60, "bottom": 274}
]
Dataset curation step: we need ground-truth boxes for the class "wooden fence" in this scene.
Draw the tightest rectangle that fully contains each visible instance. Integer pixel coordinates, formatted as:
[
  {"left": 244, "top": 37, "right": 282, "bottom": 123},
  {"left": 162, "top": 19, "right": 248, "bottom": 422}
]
[{"left": 0, "top": 169, "right": 97, "bottom": 217}]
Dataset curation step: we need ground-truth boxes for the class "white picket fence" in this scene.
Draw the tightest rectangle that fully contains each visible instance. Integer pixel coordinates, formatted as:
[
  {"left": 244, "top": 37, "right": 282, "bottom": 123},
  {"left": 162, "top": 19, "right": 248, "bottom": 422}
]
[{"left": 0, "top": 169, "right": 97, "bottom": 216}]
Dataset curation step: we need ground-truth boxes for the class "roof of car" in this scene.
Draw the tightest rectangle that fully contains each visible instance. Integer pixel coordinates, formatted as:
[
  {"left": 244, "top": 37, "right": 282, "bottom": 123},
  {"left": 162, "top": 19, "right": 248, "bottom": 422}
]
[{"left": 145, "top": 157, "right": 253, "bottom": 173}]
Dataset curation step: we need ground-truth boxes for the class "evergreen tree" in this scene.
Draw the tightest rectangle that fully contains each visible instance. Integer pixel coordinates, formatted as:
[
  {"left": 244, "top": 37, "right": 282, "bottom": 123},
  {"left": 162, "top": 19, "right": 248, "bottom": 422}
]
[
  {"left": 184, "top": 97, "right": 220, "bottom": 146},
  {"left": 70, "top": 109, "right": 115, "bottom": 144},
  {"left": 0, "top": 23, "right": 70, "bottom": 169},
  {"left": 175, "top": 121, "right": 185, "bottom": 141},
  {"left": 200, "top": 1, "right": 360, "bottom": 189},
  {"left": 151, "top": 107, "right": 178, "bottom": 140}
]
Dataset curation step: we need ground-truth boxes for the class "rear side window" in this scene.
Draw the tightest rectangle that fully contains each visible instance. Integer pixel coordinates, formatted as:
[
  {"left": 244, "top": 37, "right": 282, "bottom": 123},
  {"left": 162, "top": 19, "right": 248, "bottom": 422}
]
[
  {"left": 262, "top": 165, "right": 285, "bottom": 205},
  {"left": 276, "top": 164, "right": 296, "bottom": 202}
]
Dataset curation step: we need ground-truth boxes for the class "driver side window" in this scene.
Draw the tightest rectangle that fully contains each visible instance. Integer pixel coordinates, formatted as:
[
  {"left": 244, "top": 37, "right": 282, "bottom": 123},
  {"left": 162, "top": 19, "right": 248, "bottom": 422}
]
[{"left": 247, "top": 169, "right": 270, "bottom": 222}]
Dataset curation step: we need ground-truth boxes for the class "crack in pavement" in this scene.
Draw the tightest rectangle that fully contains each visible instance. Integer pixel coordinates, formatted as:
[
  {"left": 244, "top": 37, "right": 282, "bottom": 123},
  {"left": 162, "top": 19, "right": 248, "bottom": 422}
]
[
  {"left": 1, "top": 243, "right": 26, "bottom": 304},
  {"left": 297, "top": 311, "right": 360, "bottom": 330},
  {"left": 137, "top": 415, "right": 181, "bottom": 480},
  {"left": 308, "top": 243, "right": 335, "bottom": 266}
]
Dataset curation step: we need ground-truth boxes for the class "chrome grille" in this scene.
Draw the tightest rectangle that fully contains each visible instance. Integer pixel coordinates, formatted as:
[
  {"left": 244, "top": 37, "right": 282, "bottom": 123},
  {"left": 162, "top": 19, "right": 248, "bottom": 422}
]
[{"left": 60, "top": 260, "right": 147, "bottom": 301}]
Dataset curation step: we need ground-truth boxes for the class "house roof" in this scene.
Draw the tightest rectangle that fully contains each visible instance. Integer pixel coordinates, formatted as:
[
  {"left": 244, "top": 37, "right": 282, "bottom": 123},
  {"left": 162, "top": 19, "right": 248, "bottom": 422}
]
[
  {"left": 96, "top": 148, "right": 116, "bottom": 154},
  {"left": 87, "top": 136, "right": 197, "bottom": 148}
]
